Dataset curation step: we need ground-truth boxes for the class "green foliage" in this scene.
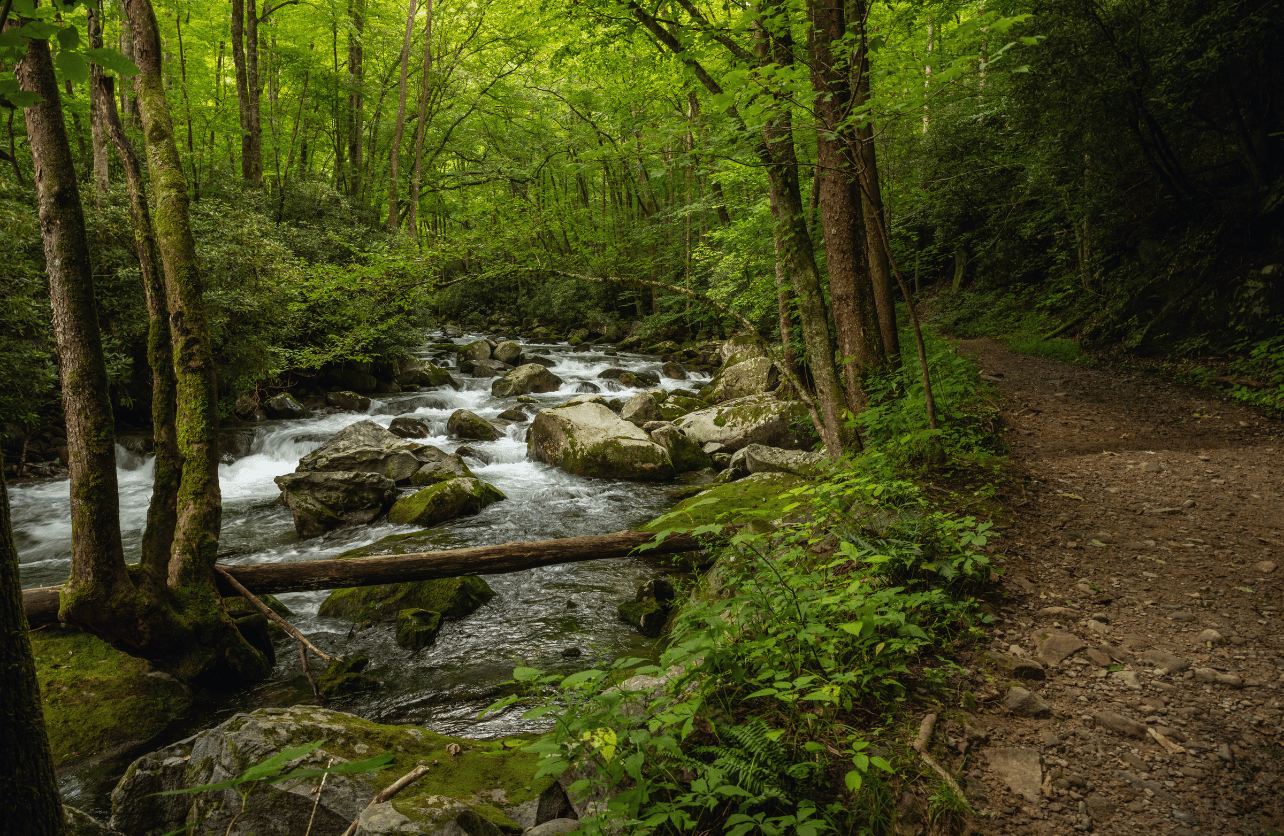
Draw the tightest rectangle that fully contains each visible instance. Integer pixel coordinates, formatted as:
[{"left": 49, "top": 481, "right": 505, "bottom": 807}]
[
  {"left": 491, "top": 461, "right": 992, "bottom": 835},
  {"left": 0, "top": 180, "right": 56, "bottom": 431}
]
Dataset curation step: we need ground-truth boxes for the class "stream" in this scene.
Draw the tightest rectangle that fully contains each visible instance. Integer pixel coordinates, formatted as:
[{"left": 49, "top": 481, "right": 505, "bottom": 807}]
[{"left": 10, "top": 331, "right": 707, "bottom": 810}]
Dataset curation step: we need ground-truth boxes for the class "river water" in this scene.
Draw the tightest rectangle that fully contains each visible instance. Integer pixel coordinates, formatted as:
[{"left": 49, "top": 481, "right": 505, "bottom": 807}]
[{"left": 10, "top": 332, "right": 706, "bottom": 751}]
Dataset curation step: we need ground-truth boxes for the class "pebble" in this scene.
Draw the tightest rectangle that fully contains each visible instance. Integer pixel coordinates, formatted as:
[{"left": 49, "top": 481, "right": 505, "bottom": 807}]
[
  {"left": 1086, "top": 619, "right": 1110, "bottom": 636},
  {"left": 1085, "top": 648, "right": 1113, "bottom": 667},
  {"left": 1039, "top": 731, "right": 1060, "bottom": 747},
  {"left": 1111, "top": 670, "right": 1142, "bottom": 690},
  {"left": 988, "top": 747, "right": 1043, "bottom": 803},
  {"left": 1140, "top": 648, "right": 1188, "bottom": 674},
  {"left": 1037, "top": 631, "right": 1088, "bottom": 666},
  {"left": 1195, "top": 629, "right": 1223, "bottom": 645},
  {"left": 1193, "top": 668, "right": 1243, "bottom": 688},
  {"left": 1255, "top": 560, "right": 1277, "bottom": 574}
]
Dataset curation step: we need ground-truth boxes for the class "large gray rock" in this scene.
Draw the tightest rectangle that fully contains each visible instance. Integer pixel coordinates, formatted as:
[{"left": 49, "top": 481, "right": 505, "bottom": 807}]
[
  {"left": 491, "top": 364, "right": 563, "bottom": 398},
  {"left": 409, "top": 446, "right": 475, "bottom": 485},
  {"left": 325, "top": 390, "right": 371, "bottom": 412},
  {"left": 727, "top": 444, "right": 824, "bottom": 477},
  {"left": 711, "top": 356, "right": 779, "bottom": 402},
  {"left": 649, "top": 424, "right": 714, "bottom": 472},
  {"left": 491, "top": 340, "right": 523, "bottom": 365},
  {"left": 620, "top": 390, "right": 665, "bottom": 426},
  {"left": 111, "top": 706, "right": 569, "bottom": 836},
  {"left": 264, "top": 392, "right": 309, "bottom": 419},
  {"left": 395, "top": 357, "right": 457, "bottom": 389},
  {"left": 718, "top": 334, "right": 765, "bottom": 366},
  {"left": 274, "top": 471, "right": 397, "bottom": 537},
  {"left": 447, "top": 409, "right": 501, "bottom": 441},
  {"left": 297, "top": 420, "right": 424, "bottom": 484},
  {"left": 459, "top": 339, "right": 493, "bottom": 364},
  {"left": 673, "top": 394, "right": 809, "bottom": 452},
  {"left": 529, "top": 402, "right": 674, "bottom": 480}
]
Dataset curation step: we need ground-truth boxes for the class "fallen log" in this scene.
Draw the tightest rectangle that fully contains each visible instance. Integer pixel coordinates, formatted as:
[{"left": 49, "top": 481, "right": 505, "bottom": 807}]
[{"left": 23, "top": 530, "right": 705, "bottom": 628}]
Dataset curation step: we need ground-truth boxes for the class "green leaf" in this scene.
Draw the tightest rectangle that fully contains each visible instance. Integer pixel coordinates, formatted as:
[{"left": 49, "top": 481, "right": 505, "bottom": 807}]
[
  {"left": 86, "top": 47, "right": 140, "bottom": 77},
  {"left": 54, "top": 50, "right": 88, "bottom": 84},
  {"left": 56, "top": 24, "right": 79, "bottom": 50}
]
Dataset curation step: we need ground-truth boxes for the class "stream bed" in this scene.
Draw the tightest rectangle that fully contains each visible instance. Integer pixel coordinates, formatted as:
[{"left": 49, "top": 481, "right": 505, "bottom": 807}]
[{"left": 10, "top": 331, "right": 707, "bottom": 809}]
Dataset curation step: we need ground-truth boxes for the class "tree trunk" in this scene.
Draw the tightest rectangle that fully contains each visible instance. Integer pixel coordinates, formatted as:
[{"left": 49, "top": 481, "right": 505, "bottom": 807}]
[
  {"left": 18, "top": 31, "right": 133, "bottom": 628},
  {"left": 93, "top": 73, "right": 181, "bottom": 585},
  {"left": 87, "top": 3, "right": 110, "bottom": 195},
  {"left": 850, "top": 0, "right": 901, "bottom": 363},
  {"left": 809, "top": 0, "right": 883, "bottom": 413},
  {"left": 387, "top": 0, "right": 417, "bottom": 231},
  {"left": 230, "top": 0, "right": 258, "bottom": 187},
  {"left": 407, "top": 0, "right": 433, "bottom": 237},
  {"left": 346, "top": 0, "right": 364, "bottom": 202},
  {"left": 1, "top": 452, "right": 65, "bottom": 836},
  {"left": 25, "top": 531, "right": 705, "bottom": 625},
  {"left": 246, "top": 0, "right": 263, "bottom": 188}
]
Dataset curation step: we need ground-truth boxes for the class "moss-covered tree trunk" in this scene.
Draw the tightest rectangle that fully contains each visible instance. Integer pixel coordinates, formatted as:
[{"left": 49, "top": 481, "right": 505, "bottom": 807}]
[
  {"left": 1, "top": 452, "right": 66, "bottom": 834},
  {"left": 809, "top": 0, "right": 885, "bottom": 410},
  {"left": 93, "top": 73, "right": 181, "bottom": 587},
  {"left": 347, "top": 0, "right": 365, "bottom": 202},
  {"left": 387, "top": 0, "right": 417, "bottom": 231}
]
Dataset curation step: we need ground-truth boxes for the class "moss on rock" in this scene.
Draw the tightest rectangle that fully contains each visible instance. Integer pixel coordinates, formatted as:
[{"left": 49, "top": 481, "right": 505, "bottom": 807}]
[
  {"left": 319, "top": 575, "right": 495, "bottom": 624},
  {"left": 31, "top": 626, "right": 191, "bottom": 767},
  {"left": 642, "top": 472, "right": 807, "bottom": 532},
  {"left": 387, "top": 477, "right": 506, "bottom": 526}
]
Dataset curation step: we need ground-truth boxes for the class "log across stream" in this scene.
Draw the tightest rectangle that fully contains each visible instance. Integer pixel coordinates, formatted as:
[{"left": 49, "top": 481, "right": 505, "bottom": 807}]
[{"left": 9, "top": 332, "right": 710, "bottom": 745}]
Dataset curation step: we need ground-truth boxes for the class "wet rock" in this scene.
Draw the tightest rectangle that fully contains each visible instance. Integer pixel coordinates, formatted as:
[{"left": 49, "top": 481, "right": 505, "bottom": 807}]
[
  {"left": 325, "top": 390, "right": 372, "bottom": 412},
  {"left": 661, "top": 361, "right": 687, "bottom": 380},
  {"left": 264, "top": 392, "right": 310, "bottom": 419},
  {"left": 620, "top": 390, "right": 666, "bottom": 426},
  {"left": 318, "top": 654, "right": 379, "bottom": 698},
  {"left": 497, "top": 408, "right": 529, "bottom": 422},
  {"left": 460, "top": 339, "right": 494, "bottom": 364},
  {"left": 491, "top": 364, "right": 563, "bottom": 398},
  {"left": 395, "top": 608, "right": 444, "bottom": 650},
  {"left": 448, "top": 409, "right": 502, "bottom": 441},
  {"left": 1005, "top": 686, "right": 1053, "bottom": 718},
  {"left": 395, "top": 357, "right": 457, "bottom": 389},
  {"left": 274, "top": 471, "right": 398, "bottom": 538},
  {"left": 65, "top": 805, "right": 125, "bottom": 836},
  {"left": 320, "top": 574, "right": 494, "bottom": 625},
  {"left": 389, "top": 416, "right": 431, "bottom": 438},
  {"left": 387, "top": 477, "right": 506, "bottom": 526},
  {"left": 296, "top": 420, "right": 426, "bottom": 484},
  {"left": 491, "top": 340, "right": 523, "bottom": 365},
  {"left": 988, "top": 747, "right": 1042, "bottom": 803},
  {"left": 529, "top": 401, "right": 674, "bottom": 481}
]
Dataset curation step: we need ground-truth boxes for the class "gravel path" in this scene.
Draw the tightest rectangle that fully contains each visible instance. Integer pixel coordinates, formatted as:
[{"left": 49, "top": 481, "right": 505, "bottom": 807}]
[{"left": 942, "top": 339, "right": 1283, "bottom": 836}]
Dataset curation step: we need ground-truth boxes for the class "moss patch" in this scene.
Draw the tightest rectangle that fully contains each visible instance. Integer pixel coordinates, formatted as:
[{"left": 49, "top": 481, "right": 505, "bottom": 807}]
[
  {"left": 387, "top": 477, "right": 505, "bottom": 526},
  {"left": 31, "top": 626, "right": 192, "bottom": 767},
  {"left": 642, "top": 472, "right": 808, "bottom": 532},
  {"left": 318, "top": 575, "right": 495, "bottom": 623}
]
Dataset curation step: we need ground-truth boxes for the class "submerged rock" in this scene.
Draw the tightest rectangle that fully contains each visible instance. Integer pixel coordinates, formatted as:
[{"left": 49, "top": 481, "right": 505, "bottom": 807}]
[
  {"left": 528, "top": 401, "right": 674, "bottom": 481},
  {"left": 395, "top": 608, "right": 444, "bottom": 650}
]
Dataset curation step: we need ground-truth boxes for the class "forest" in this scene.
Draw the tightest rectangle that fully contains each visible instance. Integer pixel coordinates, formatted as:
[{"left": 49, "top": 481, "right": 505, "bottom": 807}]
[{"left": 1, "top": 0, "right": 1282, "bottom": 833}]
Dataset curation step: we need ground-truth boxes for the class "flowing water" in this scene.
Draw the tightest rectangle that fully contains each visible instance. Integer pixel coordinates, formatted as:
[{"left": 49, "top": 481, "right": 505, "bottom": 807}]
[{"left": 10, "top": 333, "right": 708, "bottom": 803}]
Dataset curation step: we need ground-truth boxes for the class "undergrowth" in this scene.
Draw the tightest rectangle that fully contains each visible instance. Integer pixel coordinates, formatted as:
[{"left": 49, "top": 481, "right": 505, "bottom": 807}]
[{"left": 489, "top": 337, "right": 1001, "bottom": 836}]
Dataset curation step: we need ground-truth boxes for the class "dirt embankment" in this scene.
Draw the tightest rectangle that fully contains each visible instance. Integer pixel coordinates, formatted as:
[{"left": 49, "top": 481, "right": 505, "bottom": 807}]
[{"left": 944, "top": 339, "right": 1283, "bottom": 836}]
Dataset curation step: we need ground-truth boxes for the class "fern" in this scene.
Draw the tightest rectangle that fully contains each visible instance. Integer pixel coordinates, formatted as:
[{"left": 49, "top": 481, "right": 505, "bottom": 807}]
[{"left": 689, "top": 719, "right": 820, "bottom": 806}]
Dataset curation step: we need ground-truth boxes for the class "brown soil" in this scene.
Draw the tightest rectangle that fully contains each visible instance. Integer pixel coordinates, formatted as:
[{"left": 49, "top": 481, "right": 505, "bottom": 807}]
[{"left": 943, "top": 339, "right": 1284, "bottom": 836}]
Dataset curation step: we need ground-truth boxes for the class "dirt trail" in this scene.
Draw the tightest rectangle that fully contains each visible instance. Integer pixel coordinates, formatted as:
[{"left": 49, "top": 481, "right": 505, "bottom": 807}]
[{"left": 950, "top": 339, "right": 1283, "bottom": 836}]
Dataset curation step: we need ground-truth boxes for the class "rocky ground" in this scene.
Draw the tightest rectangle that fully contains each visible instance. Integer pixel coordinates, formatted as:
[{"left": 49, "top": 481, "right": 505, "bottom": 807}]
[{"left": 948, "top": 339, "right": 1283, "bottom": 836}]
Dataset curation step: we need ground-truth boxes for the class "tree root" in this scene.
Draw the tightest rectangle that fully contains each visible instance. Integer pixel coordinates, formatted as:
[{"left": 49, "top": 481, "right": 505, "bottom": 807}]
[{"left": 911, "top": 713, "right": 966, "bottom": 800}]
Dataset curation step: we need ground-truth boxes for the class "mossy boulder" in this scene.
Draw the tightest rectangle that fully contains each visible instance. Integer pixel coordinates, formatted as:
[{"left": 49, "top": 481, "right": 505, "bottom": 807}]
[
  {"left": 387, "top": 477, "right": 506, "bottom": 526},
  {"left": 389, "top": 416, "right": 431, "bottom": 439},
  {"left": 620, "top": 390, "right": 665, "bottom": 426},
  {"left": 264, "top": 392, "right": 309, "bottom": 419},
  {"left": 642, "top": 472, "right": 807, "bottom": 532},
  {"left": 295, "top": 420, "right": 425, "bottom": 484},
  {"left": 661, "top": 361, "right": 687, "bottom": 380},
  {"left": 447, "top": 409, "right": 502, "bottom": 441},
  {"left": 319, "top": 574, "right": 495, "bottom": 624},
  {"left": 718, "top": 334, "right": 765, "bottom": 366},
  {"left": 528, "top": 401, "right": 674, "bottom": 481},
  {"left": 408, "top": 447, "right": 476, "bottom": 486},
  {"left": 618, "top": 600, "right": 669, "bottom": 638},
  {"left": 673, "top": 393, "right": 809, "bottom": 451},
  {"left": 647, "top": 423, "right": 714, "bottom": 473},
  {"left": 395, "top": 608, "right": 444, "bottom": 650},
  {"left": 31, "top": 626, "right": 191, "bottom": 769},
  {"left": 491, "top": 340, "right": 523, "bottom": 365},
  {"left": 317, "top": 654, "right": 379, "bottom": 698},
  {"left": 460, "top": 339, "right": 494, "bottom": 364},
  {"left": 396, "top": 357, "right": 458, "bottom": 389},
  {"left": 710, "top": 356, "right": 779, "bottom": 403},
  {"left": 491, "top": 363, "right": 563, "bottom": 398},
  {"left": 109, "top": 706, "right": 571, "bottom": 836}
]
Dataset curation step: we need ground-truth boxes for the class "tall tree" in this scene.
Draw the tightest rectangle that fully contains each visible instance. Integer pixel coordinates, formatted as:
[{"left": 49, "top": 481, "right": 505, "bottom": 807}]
[
  {"left": 230, "top": 0, "right": 263, "bottom": 188},
  {"left": 387, "top": 0, "right": 417, "bottom": 230},
  {"left": 407, "top": 0, "right": 432, "bottom": 236},
  {"left": 346, "top": 0, "right": 365, "bottom": 201}
]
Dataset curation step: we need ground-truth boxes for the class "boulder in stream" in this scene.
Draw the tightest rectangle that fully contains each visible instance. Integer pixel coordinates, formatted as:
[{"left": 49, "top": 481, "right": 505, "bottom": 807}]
[
  {"left": 620, "top": 390, "right": 665, "bottom": 426},
  {"left": 491, "top": 340, "right": 523, "bottom": 365},
  {"left": 324, "top": 390, "right": 371, "bottom": 412},
  {"left": 319, "top": 572, "right": 495, "bottom": 624},
  {"left": 296, "top": 420, "right": 426, "bottom": 483},
  {"left": 395, "top": 356, "right": 457, "bottom": 388},
  {"left": 388, "top": 416, "right": 431, "bottom": 438},
  {"left": 460, "top": 339, "right": 494, "bottom": 364},
  {"left": 673, "top": 393, "right": 809, "bottom": 451},
  {"left": 648, "top": 423, "right": 715, "bottom": 473},
  {"left": 274, "top": 471, "right": 398, "bottom": 537},
  {"left": 408, "top": 446, "right": 475, "bottom": 485},
  {"left": 395, "top": 608, "right": 443, "bottom": 650},
  {"left": 109, "top": 705, "right": 572, "bottom": 836},
  {"left": 447, "top": 409, "right": 502, "bottom": 441},
  {"left": 387, "top": 476, "right": 505, "bottom": 526},
  {"left": 264, "top": 392, "right": 309, "bottom": 419},
  {"left": 491, "top": 363, "right": 563, "bottom": 398},
  {"left": 528, "top": 401, "right": 674, "bottom": 480},
  {"left": 661, "top": 361, "right": 687, "bottom": 380}
]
